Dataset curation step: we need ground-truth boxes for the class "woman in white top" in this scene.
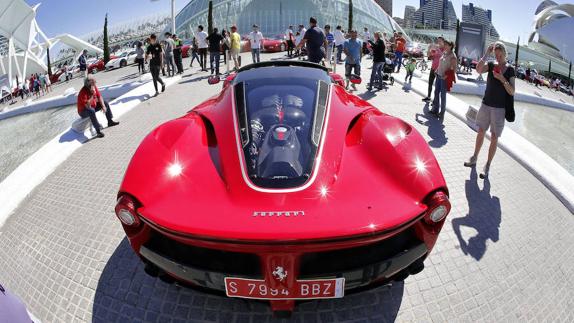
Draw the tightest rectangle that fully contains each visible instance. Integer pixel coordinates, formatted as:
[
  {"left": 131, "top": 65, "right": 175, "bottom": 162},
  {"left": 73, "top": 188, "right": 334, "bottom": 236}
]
[{"left": 430, "top": 40, "right": 457, "bottom": 118}]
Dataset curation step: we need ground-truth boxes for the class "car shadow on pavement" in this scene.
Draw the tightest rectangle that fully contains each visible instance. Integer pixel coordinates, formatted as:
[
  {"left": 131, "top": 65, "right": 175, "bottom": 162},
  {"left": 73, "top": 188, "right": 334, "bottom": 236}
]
[
  {"left": 452, "top": 168, "right": 502, "bottom": 261},
  {"left": 414, "top": 103, "right": 448, "bottom": 148},
  {"left": 93, "top": 238, "right": 405, "bottom": 322},
  {"left": 179, "top": 75, "right": 212, "bottom": 85}
]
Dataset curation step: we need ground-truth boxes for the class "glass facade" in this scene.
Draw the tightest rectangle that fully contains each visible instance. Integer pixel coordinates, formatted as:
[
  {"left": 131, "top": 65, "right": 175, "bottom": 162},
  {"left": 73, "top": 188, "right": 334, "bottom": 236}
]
[{"left": 175, "top": 0, "right": 408, "bottom": 39}]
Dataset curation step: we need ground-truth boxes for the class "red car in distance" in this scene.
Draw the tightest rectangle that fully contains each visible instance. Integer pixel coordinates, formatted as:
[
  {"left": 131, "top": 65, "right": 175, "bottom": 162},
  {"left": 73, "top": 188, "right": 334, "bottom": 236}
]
[
  {"left": 88, "top": 56, "right": 116, "bottom": 74},
  {"left": 262, "top": 35, "right": 287, "bottom": 52},
  {"left": 115, "top": 61, "right": 451, "bottom": 315}
]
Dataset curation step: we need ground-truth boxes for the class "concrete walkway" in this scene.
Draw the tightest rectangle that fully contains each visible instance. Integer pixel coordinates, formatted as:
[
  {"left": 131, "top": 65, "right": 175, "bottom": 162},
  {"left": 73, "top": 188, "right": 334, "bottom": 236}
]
[{"left": 0, "top": 53, "right": 572, "bottom": 322}]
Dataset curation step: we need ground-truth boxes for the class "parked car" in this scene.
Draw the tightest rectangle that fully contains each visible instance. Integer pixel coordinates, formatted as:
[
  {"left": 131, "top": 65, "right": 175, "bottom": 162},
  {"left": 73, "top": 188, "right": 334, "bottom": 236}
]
[
  {"left": 181, "top": 44, "right": 191, "bottom": 58},
  {"left": 114, "top": 61, "right": 452, "bottom": 315},
  {"left": 516, "top": 67, "right": 526, "bottom": 80},
  {"left": 559, "top": 84, "right": 573, "bottom": 95},
  {"left": 89, "top": 56, "right": 116, "bottom": 74},
  {"left": 262, "top": 35, "right": 287, "bottom": 52},
  {"left": 240, "top": 35, "right": 251, "bottom": 52},
  {"left": 404, "top": 42, "right": 423, "bottom": 58},
  {"left": 105, "top": 51, "right": 137, "bottom": 70}
]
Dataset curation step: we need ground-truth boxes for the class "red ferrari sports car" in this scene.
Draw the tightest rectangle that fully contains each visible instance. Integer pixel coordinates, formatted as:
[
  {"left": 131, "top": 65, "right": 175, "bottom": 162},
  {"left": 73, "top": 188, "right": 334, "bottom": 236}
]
[
  {"left": 115, "top": 61, "right": 451, "bottom": 315},
  {"left": 262, "top": 35, "right": 287, "bottom": 53}
]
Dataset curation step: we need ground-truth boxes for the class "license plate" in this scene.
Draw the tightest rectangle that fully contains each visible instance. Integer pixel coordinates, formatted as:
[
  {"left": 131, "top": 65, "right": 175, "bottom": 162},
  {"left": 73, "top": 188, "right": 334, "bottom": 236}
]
[{"left": 224, "top": 277, "right": 345, "bottom": 300}]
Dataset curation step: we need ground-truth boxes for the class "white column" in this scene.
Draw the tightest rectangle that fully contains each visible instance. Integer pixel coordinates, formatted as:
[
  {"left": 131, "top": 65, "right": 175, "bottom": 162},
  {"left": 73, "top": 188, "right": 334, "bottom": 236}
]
[{"left": 171, "top": 0, "right": 176, "bottom": 34}]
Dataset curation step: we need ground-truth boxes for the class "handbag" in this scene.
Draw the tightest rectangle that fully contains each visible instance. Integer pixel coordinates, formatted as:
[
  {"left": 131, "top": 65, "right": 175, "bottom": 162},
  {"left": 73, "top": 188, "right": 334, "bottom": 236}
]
[
  {"left": 505, "top": 92, "right": 515, "bottom": 122},
  {"left": 504, "top": 66, "right": 516, "bottom": 122}
]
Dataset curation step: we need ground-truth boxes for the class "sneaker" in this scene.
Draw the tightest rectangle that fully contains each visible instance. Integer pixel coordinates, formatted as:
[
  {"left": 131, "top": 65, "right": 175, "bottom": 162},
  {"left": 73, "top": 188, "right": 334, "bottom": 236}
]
[
  {"left": 108, "top": 121, "right": 120, "bottom": 127},
  {"left": 463, "top": 156, "right": 477, "bottom": 167},
  {"left": 161, "top": 84, "right": 166, "bottom": 92},
  {"left": 96, "top": 132, "right": 105, "bottom": 138},
  {"left": 154, "top": 92, "right": 159, "bottom": 97},
  {"left": 479, "top": 163, "right": 490, "bottom": 179}
]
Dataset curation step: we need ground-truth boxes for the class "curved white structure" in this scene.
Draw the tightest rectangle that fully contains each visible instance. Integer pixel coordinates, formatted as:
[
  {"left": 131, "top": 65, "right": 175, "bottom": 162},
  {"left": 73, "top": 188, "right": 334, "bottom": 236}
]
[
  {"left": 528, "top": 1, "right": 574, "bottom": 62},
  {"left": 0, "top": 0, "right": 102, "bottom": 88}
]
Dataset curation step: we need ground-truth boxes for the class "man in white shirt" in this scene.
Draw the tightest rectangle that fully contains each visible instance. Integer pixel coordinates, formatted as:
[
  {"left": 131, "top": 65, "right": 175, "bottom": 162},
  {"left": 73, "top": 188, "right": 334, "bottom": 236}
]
[
  {"left": 334, "top": 25, "right": 346, "bottom": 64},
  {"left": 249, "top": 24, "right": 264, "bottom": 63},
  {"left": 196, "top": 25, "right": 209, "bottom": 71},
  {"left": 285, "top": 25, "right": 294, "bottom": 57},
  {"left": 362, "top": 27, "right": 371, "bottom": 57}
]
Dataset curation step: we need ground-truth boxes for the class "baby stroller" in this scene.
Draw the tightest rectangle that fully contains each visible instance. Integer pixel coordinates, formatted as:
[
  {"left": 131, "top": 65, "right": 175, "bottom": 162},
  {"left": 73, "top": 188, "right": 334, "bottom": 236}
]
[{"left": 370, "top": 54, "right": 395, "bottom": 89}]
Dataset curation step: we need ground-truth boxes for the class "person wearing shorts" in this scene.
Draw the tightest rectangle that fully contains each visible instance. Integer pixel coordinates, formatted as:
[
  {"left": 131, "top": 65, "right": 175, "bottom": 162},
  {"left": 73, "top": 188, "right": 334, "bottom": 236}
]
[
  {"left": 229, "top": 25, "right": 241, "bottom": 70},
  {"left": 343, "top": 30, "right": 362, "bottom": 91},
  {"left": 464, "top": 42, "right": 515, "bottom": 178}
]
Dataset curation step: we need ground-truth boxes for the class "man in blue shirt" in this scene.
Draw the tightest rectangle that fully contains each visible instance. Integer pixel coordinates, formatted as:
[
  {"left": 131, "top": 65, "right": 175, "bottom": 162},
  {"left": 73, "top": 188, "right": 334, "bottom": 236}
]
[
  {"left": 324, "top": 25, "right": 335, "bottom": 66},
  {"left": 343, "top": 30, "right": 362, "bottom": 90}
]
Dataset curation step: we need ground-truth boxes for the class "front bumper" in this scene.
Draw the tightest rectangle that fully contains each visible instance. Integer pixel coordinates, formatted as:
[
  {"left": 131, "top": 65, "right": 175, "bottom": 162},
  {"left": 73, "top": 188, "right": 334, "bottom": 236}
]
[
  {"left": 139, "top": 240, "right": 427, "bottom": 292},
  {"left": 136, "top": 222, "right": 429, "bottom": 293}
]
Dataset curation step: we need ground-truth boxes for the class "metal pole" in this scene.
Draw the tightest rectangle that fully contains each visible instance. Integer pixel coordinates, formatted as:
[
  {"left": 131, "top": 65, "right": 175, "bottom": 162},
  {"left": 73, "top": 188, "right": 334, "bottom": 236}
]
[{"left": 171, "top": 0, "right": 176, "bottom": 34}]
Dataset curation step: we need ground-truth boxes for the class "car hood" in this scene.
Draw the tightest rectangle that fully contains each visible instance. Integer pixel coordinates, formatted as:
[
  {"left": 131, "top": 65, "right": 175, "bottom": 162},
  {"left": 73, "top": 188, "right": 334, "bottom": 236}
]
[{"left": 120, "top": 85, "right": 446, "bottom": 241}]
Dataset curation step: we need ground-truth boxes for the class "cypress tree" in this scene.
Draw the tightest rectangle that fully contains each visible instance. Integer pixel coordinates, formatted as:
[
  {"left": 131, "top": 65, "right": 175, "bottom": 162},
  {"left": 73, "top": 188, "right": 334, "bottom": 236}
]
[
  {"left": 514, "top": 37, "right": 520, "bottom": 70},
  {"left": 348, "top": 0, "right": 353, "bottom": 32},
  {"left": 208, "top": 1, "right": 213, "bottom": 35},
  {"left": 103, "top": 14, "right": 110, "bottom": 64},
  {"left": 46, "top": 47, "right": 52, "bottom": 76}
]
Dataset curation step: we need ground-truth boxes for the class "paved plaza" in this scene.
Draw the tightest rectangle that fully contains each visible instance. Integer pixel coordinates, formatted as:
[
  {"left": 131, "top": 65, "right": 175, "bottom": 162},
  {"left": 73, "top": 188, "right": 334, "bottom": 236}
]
[{"left": 0, "top": 53, "right": 573, "bottom": 323}]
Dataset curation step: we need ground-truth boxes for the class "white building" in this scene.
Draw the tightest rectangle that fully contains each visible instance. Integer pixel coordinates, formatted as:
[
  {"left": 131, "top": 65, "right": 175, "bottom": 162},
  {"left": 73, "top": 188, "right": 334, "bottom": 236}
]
[
  {"left": 0, "top": 0, "right": 101, "bottom": 89},
  {"left": 462, "top": 3, "right": 500, "bottom": 39}
]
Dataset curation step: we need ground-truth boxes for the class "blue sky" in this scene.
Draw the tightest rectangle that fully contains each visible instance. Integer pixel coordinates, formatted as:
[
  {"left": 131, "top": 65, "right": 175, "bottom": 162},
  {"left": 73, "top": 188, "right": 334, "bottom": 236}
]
[
  {"left": 27, "top": 0, "right": 571, "bottom": 43},
  {"left": 26, "top": 0, "right": 187, "bottom": 37},
  {"left": 395, "top": 0, "right": 572, "bottom": 43}
]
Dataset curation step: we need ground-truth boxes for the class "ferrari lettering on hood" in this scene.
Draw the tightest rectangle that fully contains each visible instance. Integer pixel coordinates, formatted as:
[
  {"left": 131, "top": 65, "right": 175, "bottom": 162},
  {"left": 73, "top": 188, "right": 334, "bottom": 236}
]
[
  {"left": 233, "top": 66, "right": 331, "bottom": 190},
  {"left": 253, "top": 211, "right": 305, "bottom": 217}
]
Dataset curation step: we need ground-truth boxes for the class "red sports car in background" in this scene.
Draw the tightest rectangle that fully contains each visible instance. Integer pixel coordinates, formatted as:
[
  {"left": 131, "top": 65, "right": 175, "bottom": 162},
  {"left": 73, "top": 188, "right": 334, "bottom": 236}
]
[
  {"left": 115, "top": 61, "right": 451, "bottom": 315},
  {"left": 404, "top": 42, "right": 423, "bottom": 58},
  {"left": 262, "top": 35, "right": 287, "bottom": 52},
  {"left": 88, "top": 56, "right": 117, "bottom": 74}
]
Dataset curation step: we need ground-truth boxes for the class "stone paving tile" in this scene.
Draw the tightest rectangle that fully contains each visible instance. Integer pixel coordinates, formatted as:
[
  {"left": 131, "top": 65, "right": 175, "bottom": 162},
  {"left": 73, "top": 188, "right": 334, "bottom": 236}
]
[{"left": 0, "top": 53, "right": 572, "bottom": 322}]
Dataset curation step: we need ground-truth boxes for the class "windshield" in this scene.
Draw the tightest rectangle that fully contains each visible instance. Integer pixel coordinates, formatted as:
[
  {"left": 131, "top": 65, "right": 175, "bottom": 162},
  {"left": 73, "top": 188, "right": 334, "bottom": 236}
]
[{"left": 234, "top": 67, "right": 330, "bottom": 189}]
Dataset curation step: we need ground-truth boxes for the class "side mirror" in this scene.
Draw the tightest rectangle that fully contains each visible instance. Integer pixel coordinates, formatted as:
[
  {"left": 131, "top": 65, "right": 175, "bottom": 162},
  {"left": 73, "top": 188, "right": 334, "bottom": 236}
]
[
  {"left": 349, "top": 74, "right": 362, "bottom": 84},
  {"left": 207, "top": 76, "right": 220, "bottom": 85}
]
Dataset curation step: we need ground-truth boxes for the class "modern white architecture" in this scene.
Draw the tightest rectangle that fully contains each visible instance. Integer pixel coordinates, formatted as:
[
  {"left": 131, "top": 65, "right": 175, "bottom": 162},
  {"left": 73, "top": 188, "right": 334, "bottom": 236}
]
[
  {"left": 528, "top": 0, "right": 574, "bottom": 63},
  {"left": 0, "top": 0, "right": 101, "bottom": 89}
]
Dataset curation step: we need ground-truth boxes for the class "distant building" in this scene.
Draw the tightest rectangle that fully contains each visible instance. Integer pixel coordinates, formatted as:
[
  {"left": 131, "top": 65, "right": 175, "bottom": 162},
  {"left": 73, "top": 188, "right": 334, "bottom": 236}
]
[
  {"left": 404, "top": 5, "right": 416, "bottom": 29},
  {"left": 393, "top": 17, "right": 405, "bottom": 28},
  {"left": 462, "top": 3, "right": 500, "bottom": 38},
  {"left": 412, "top": 0, "right": 457, "bottom": 30},
  {"left": 374, "top": 0, "right": 393, "bottom": 16}
]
